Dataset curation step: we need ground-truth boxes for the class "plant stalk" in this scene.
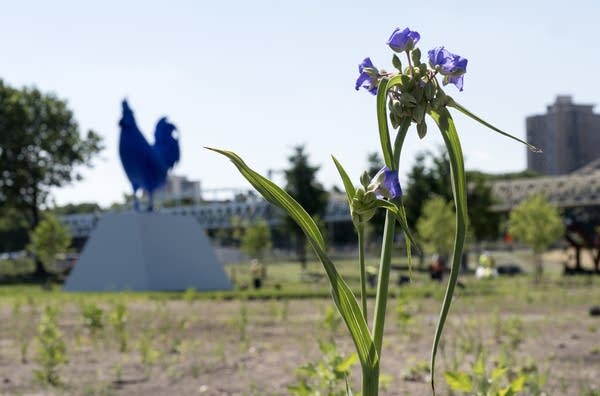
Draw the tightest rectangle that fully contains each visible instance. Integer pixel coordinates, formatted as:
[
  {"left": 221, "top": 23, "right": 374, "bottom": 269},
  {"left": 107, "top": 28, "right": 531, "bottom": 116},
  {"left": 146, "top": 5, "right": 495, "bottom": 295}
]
[
  {"left": 362, "top": 364, "right": 379, "bottom": 396},
  {"left": 358, "top": 224, "right": 368, "bottom": 322},
  {"left": 371, "top": 211, "right": 396, "bottom": 357}
]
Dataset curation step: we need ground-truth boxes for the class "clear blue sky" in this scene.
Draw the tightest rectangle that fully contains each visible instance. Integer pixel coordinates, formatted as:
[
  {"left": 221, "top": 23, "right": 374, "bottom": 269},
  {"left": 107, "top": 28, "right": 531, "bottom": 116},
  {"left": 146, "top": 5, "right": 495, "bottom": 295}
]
[{"left": 2, "top": 0, "right": 598, "bottom": 207}]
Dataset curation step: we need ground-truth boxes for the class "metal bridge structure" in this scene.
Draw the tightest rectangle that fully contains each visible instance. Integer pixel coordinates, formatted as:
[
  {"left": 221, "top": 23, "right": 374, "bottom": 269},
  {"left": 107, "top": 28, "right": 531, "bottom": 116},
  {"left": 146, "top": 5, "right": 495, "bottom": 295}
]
[
  {"left": 61, "top": 161, "right": 599, "bottom": 262},
  {"left": 490, "top": 159, "right": 600, "bottom": 212},
  {"left": 490, "top": 159, "right": 600, "bottom": 271},
  {"left": 61, "top": 195, "right": 351, "bottom": 239}
]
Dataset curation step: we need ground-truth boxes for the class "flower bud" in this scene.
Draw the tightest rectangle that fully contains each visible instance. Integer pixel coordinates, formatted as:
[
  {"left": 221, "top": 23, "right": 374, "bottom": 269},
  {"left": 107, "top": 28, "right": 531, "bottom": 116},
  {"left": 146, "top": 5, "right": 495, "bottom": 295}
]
[
  {"left": 392, "top": 54, "right": 403, "bottom": 72},
  {"left": 413, "top": 104, "right": 426, "bottom": 124},
  {"left": 360, "top": 171, "right": 371, "bottom": 189},
  {"left": 411, "top": 48, "right": 422, "bottom": 66},
  {"left": 386, "top": 27, "right": 421, "bottom": 53},
  {"left": 417, "top": 122, "right": 427, "bottom": 139}
]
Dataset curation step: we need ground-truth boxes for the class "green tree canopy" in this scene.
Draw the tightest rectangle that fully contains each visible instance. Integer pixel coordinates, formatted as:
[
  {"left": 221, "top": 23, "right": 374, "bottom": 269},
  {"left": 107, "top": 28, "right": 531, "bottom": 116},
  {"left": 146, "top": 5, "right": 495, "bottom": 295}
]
[
  {"left": 403, "top": 148, "right": 500, "bottom": 242},
  {"left": 0, "top": 80, "right": 103, "bottom": 230},
  {"left": 508, "top": 194, "right": 564, "bottom": 253},
  {"left": 284, "top": 145, "right": 328, "bottom": 267},
  {"left": 416, "top": 196, "right": 456, "bottom": 257},
  {"left": 52, "top": 202, "right": 103, "bottom": 216},
  {"left": 27, "top": 213, "right": 72, "bottom": 273},
  {"left": 0, "top": 205, "right": 29, "bottom": 252},
  {"left": 508, "top": 194, "right": 564, "bottom": 278},
  {"left": 241, "top": 220, "right": 272, "bottom": 260}
]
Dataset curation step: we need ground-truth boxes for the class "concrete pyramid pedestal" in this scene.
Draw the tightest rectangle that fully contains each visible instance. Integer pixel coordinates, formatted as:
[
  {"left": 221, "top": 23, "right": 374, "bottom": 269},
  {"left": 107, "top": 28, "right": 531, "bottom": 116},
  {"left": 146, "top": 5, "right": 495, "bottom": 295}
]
[{"left": 64, "top": 212, "right": 232, "bottom": 291}]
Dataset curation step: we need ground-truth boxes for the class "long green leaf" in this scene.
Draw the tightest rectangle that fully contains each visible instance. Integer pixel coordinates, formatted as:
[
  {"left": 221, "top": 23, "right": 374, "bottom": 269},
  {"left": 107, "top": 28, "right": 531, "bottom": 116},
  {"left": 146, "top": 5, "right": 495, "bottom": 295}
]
[
  {"left": 331, "top": 155, "right": 355, "bottom": 206},
  {"left": 207, "top": 147, "right": 378, "bottom": 372},
  {"left": 397, "top": 202, "right": 413, "bottom": 277},
  {"left": 447, "top": 99, "right": 542, "bottom": 153},
  {"left": 332, "top": 156, "right": 367, "bottom": 320},
  {"left": 427, "top": 108, "right": 468, "bottom": 393},
  {"left": 391, "top": 116, "right": 416, "bottom": 276},
  {"left": 377, "top": 75, "right": 409, "bottom": 169},
  {"left": 376, "top": 77, "right": 394, "bottom": 168}
]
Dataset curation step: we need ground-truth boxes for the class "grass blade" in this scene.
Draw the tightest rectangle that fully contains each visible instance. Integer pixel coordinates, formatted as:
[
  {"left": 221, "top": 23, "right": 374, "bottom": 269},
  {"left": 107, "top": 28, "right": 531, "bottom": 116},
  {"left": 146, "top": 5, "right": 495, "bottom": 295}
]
[{"left": 426, "top": 109, "right": 468, "bottom": 393}]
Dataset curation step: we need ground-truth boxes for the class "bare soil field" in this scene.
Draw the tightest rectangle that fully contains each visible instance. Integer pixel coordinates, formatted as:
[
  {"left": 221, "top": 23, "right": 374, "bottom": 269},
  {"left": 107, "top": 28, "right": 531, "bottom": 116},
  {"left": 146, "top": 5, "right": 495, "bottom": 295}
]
[{"left": 0, "top": 276, "right": 599, "bottom": 395}]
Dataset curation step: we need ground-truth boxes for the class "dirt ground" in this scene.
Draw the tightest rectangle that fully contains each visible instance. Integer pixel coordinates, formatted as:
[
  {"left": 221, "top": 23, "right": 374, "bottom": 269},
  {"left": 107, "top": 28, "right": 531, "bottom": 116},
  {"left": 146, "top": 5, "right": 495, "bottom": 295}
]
[{"left": 0, "top": 278, "right": 599, "bottom": 395}]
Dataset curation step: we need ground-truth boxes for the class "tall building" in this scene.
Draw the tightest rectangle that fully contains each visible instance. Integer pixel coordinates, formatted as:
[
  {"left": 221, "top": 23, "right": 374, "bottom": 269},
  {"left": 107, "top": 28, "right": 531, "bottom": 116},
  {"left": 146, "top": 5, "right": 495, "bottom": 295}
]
[{"left": 526, "top": 96, "right": 600, "bottom": 175}]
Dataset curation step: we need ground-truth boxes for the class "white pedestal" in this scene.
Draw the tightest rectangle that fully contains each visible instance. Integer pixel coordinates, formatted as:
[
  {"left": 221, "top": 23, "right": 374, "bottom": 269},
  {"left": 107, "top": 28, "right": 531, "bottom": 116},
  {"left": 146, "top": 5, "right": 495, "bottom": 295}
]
[{"left": 64, "top": 212, "right": 232, "bottom": 291}]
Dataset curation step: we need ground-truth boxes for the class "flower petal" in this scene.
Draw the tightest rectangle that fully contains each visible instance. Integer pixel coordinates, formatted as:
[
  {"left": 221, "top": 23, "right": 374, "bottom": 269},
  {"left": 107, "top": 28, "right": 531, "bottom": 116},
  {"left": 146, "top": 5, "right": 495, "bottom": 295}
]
[
  {"left": 369, "top": 166, "right": 402, "bottom": 199},
  {"left": 448, "top": 75, "right": 464, "bottom": 91}
]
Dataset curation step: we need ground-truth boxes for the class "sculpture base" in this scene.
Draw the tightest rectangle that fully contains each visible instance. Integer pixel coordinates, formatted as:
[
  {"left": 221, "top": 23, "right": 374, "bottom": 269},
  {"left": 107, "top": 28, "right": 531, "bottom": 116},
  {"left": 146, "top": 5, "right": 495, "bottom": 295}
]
[{"left": 64, "top": 212, "right": 232, "bottom": 291}]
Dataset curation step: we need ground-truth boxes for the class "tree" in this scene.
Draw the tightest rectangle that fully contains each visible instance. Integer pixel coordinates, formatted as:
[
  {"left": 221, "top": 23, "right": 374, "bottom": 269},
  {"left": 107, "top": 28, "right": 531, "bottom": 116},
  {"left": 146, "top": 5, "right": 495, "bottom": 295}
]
[
  {"left": 0, "top": 80, "right": 103, "bottom": 231},
  {"left": 27, "top": 213, "right": 72, "bottom": 274},
  {"left": 508, "top": 194, "right": 564, "bottom": 279},
  {"left": 52, "top": 202, "right": 102, "bottom": 216},
  {"left": 416, "top": 196, "right": 456, "bottom": 258},
  {"left": 284, "top": 145, "right": 328, "bottom": 267},
  {"left": 241, "top": 220, "right": 272, "bottom": 260},
  {"left": 466, "top": 173, "right": 501, "bottom": 243},
  {"left": 403, "top": 148, "right": 501, "bottom": 242},
  {"left": 0, "top": 205, "right": 30, "bottom": 252},
  {"left": 403, "top": 149, "right": 455, "bottom": 234},
  {"left": 0, "top": 80, "right": 102, "bottom": 275}
]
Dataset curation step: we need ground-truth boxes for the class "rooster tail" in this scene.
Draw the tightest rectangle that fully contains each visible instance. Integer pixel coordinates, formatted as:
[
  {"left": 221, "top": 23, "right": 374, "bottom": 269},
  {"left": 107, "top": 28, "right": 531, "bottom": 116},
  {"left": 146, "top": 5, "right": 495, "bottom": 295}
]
[{"left": 154, "top": 117, "right": 180, "bottom": 170}]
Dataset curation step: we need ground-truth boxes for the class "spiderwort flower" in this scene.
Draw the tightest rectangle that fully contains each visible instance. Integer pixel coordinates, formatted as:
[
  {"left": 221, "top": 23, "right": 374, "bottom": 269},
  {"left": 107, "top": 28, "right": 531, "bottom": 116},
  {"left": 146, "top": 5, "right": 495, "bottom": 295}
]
[
  {"left": 368, "top": 166, "right": 402, "bottom": 199},
  {"left": 355, "top": 57, "right": 379, "bottom": 95},
  {"left": 386, "top": 27, "right": 420, "bottom": 52},
  {"left": 428, "top": 46, "right": 468, "bottom": 91}
]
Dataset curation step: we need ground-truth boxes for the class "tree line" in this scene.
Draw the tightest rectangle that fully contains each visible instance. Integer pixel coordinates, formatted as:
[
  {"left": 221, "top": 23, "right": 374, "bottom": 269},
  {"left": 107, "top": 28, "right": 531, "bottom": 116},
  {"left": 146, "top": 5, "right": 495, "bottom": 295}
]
[{"left": 0, "top": 80, "right": 565, "bottom": 279}]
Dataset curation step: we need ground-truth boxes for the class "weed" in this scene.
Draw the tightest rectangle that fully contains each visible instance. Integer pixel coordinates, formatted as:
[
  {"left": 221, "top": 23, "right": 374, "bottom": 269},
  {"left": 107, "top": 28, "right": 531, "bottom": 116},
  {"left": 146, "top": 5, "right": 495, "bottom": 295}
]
[
  {"left": 288, "top": 339, "right": 358, "bottom": 396},
  {"left": 236, "top": 303, "right": 249, "bottom": 343},
  {"left": 109, "top": 301, "right": 129, "bottom": 352},
  {"left": 493, "top": 314, "right": 524, "bottom": 349},
  {"left": 402, "top": 358, "right": 430, "bottom": 382},
  {"left": 445, "top": 350, "right": 548, "bottom": 395},
  {"left": 34, "top": 305, "right": 67, "bottom": 386},
  {"left": 182, "top": 287, "right": 198, "bottom": 304},
  {"left": 13, "top": 298, "right": 36, "bottom": 364},
  {"left": 395, "top": 295, "right": 420, "bottom": 339},
  {"left": 322, "top": 306, "right": 342, "bottom": 338},
  {"left": 136, "top": 329, "right": 161, "bottom": 368},
  {"left": 82, "top": 303, "right": 104, "bottom": 335}
]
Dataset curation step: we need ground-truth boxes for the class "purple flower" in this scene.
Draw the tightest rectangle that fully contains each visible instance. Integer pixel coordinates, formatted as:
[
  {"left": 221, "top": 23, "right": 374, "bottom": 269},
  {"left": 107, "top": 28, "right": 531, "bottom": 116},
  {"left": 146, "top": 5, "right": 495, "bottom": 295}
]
[
  {"left": 369, "top": 166, "right": 402, "bottom": 199},
  {"left": 355, "top": 57, "right": 379, "bottom": 95},
  {"left": 447, "top": 75, "right": 465, "bottom": 91},
  {"left": 428, "top": 46, "right": 468, "bottom": 91},
  {"left": 386, "top": 27, "right": 420, "bottom": 52}
]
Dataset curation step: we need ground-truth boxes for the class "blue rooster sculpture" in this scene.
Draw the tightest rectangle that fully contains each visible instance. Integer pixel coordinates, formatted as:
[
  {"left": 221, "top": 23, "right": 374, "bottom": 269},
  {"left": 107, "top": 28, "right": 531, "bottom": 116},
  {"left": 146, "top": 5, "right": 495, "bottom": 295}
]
[{"left": 118, "top": 100, "right": 180, "bottom": 211}]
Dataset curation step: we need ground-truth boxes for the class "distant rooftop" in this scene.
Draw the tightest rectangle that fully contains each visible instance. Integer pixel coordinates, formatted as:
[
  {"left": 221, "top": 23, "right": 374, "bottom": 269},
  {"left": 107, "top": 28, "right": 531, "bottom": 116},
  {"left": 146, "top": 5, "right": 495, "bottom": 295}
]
[{"left": 547, "top": 95, "right": 595, "bottom": 113}]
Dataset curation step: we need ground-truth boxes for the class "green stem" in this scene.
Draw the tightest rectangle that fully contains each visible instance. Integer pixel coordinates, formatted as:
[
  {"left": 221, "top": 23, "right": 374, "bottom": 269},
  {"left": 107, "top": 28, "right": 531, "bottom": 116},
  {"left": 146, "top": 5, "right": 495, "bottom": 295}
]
[
  {"left": 371, "top": 210, "right": 396, "bottom": 356},
  {"left": 358, "top": 224, "right": 368, "bottom": 323},
  {"left": 362, "top": 364, "right": 379, "bottom": 396}
]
